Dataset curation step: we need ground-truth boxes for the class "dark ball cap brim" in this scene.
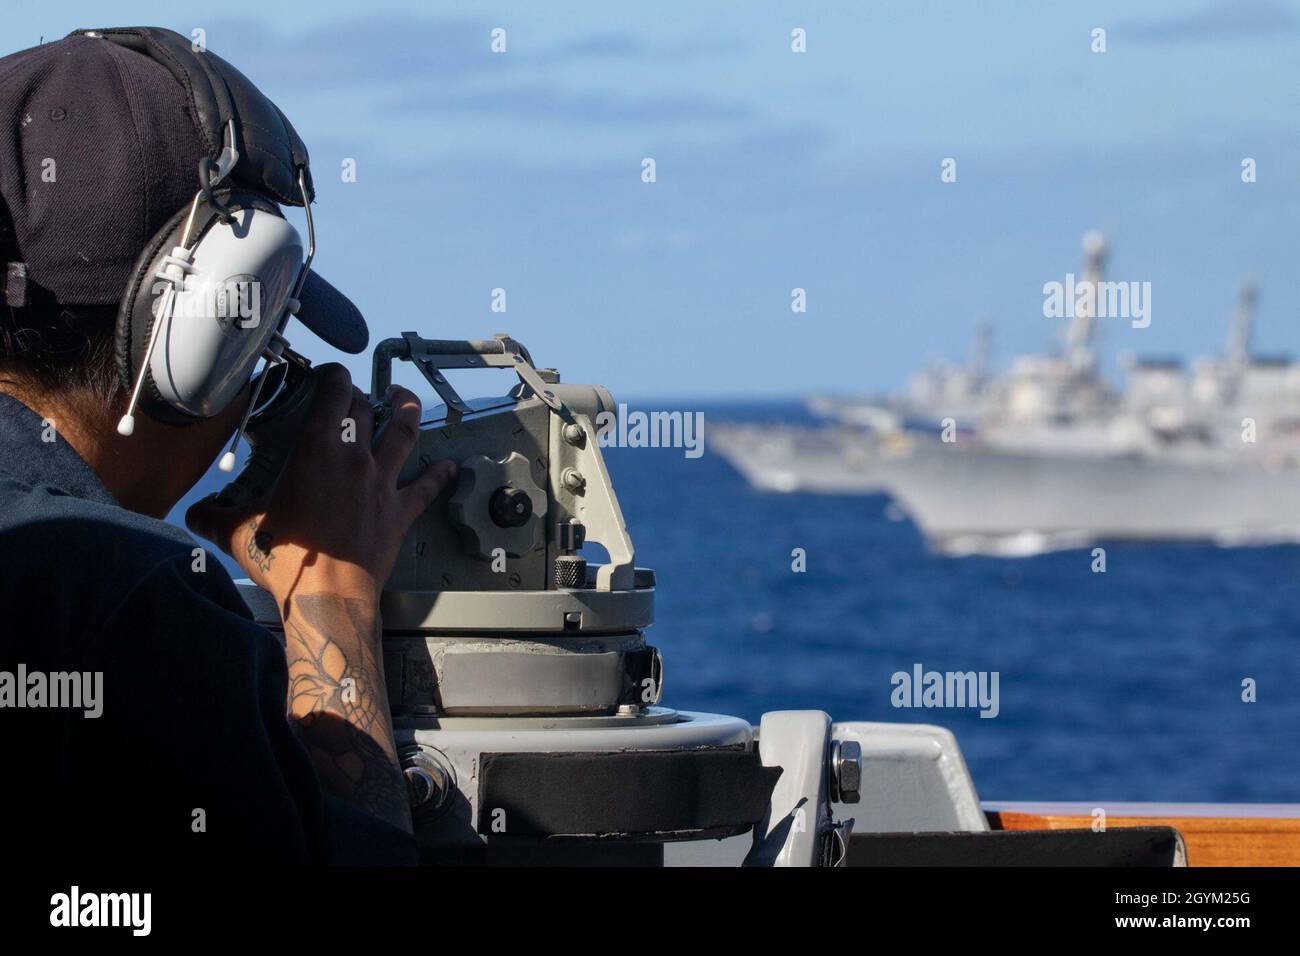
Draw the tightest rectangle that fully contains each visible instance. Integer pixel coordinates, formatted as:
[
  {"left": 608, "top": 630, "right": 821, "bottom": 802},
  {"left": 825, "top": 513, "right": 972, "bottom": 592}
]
[{"left": 295, "top": 271, "right": 369, "bottom": 354}]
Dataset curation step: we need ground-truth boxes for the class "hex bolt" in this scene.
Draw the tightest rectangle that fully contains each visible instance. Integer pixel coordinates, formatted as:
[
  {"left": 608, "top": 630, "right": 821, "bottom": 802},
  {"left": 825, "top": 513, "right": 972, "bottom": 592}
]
[{"left": 829, "top": 739, "right": 862, "bottom": 804}]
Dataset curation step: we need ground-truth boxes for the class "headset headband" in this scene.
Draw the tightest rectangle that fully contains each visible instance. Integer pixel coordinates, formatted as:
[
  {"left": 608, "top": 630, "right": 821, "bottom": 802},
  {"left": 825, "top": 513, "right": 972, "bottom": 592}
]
[{"left": 72, "top": 27, "right": 314, "bottom": 205}]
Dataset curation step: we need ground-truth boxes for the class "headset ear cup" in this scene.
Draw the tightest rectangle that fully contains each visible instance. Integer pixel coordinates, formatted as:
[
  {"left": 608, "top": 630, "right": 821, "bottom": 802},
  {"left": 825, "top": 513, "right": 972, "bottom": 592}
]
[
  {"left": 116, "top": 190, "right": 284, "bottom": 425},
  {"left": 116, "top": 202, "right": 194, "bottom": 425}
]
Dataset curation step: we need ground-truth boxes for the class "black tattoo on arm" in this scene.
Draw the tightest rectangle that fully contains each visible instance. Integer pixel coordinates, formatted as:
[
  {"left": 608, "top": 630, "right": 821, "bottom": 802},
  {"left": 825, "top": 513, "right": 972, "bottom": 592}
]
[
  {"left": 283, "top": 593, "right": 411, "bottom": 833},
  {"left": 246, "top": 519, "right": 275, "bottom": 574}
]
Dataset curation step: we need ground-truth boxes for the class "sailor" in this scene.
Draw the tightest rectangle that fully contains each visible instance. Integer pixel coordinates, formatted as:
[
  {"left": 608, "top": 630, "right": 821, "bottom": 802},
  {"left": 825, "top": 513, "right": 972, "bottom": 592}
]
[{"left": 0, "top": 31, "right": 455, "bottom": 863}]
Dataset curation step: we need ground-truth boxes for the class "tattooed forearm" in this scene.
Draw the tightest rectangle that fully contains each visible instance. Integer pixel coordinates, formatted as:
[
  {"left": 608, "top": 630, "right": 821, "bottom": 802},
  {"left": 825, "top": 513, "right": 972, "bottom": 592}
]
[{"left": 283, "top": 593, "right": 411, "bottom": 833}]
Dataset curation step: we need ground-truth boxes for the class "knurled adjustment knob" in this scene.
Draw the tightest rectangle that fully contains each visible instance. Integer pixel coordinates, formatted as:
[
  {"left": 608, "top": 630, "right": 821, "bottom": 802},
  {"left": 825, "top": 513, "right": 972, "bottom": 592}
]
[{"left": 554, "top": 554, "right": 587, "bottom": 589}]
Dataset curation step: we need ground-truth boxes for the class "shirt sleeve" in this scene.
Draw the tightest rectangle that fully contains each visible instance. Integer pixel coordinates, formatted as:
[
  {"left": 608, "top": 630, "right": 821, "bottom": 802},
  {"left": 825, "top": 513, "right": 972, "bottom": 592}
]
[{"left": 79, "top": 550, "right": 419, "bottom": 865}]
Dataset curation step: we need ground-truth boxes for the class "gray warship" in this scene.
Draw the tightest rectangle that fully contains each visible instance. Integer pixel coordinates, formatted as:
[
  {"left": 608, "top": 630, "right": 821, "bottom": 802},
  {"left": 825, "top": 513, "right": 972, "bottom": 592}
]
[{"left": 713, "top": 234, "right": 1300, "bottom": 555}]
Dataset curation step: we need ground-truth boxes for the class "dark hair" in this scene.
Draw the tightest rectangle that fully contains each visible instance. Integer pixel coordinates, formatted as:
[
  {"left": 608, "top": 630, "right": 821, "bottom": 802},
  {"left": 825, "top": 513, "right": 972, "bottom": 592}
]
[
  {"left": 0, "top": 185, "right": 120, "bottom": 401},
  {"left": 0, "top": 302, "right": 123, "bottom": 402}
]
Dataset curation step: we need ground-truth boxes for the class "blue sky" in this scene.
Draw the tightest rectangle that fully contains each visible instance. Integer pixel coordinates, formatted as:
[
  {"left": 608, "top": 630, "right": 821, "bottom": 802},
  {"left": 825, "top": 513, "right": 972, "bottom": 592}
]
[{"left": 7, "top": 1, "right": 1300, "bottom": 398}]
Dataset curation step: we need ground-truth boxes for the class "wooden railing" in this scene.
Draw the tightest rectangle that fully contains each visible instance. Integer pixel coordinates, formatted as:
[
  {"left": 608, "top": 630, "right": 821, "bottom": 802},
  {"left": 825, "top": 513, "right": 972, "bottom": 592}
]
[{"left": 986, "top": 802, "right": 1300, "bottom": 867}]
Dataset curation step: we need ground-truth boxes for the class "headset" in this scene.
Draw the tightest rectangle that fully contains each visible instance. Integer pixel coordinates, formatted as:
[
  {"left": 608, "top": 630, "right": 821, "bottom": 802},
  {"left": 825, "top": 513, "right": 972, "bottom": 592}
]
[{"left": 75, "top": 27, "right": 320, "bottom": 472}]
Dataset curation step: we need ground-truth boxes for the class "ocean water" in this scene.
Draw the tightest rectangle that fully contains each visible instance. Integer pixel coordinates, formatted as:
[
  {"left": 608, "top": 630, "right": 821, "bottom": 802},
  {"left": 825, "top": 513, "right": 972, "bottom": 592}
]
[{"left": 171, "top": 401, "right": 1300, "bottom": 805}]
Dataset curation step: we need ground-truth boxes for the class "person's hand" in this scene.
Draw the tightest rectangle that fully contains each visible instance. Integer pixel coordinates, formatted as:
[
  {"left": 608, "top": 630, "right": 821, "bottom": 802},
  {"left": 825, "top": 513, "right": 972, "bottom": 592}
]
[
  {"left": 186, "top": 363, "right": 456, "bottom": 607},
  {"left": 188, "top": 364, "right": 453, "bottom": 833}
]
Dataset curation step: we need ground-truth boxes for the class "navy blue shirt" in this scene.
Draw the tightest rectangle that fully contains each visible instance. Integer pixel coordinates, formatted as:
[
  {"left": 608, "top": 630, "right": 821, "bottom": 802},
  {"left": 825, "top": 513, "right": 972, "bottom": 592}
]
[{"left": 0, "top": 394, "right": 417, "bottom": 865}]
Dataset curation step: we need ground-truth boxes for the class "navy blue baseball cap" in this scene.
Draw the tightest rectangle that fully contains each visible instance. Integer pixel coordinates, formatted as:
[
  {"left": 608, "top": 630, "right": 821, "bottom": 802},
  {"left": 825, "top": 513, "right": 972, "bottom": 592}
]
[{"left": 0, "top": 31, "right": 368, "bottom": 354}]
